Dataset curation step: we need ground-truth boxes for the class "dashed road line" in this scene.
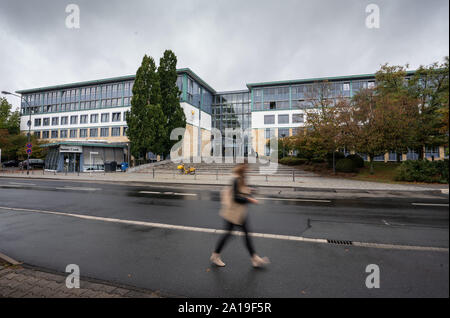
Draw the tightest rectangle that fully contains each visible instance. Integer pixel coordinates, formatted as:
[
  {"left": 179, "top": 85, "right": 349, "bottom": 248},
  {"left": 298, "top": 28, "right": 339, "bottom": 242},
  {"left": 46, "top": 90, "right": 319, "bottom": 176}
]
[
  {"left": 255, "top": 197, "right": 331, "bottom": 203},
  {"left": 8, "top": 182, "right": 36, "bottom": 186},
  {"left": 412, "top": 203, "right": 449, "bottom": 207},
  {"left": 0, "top": 206, "right": 447, "bottom": 253}
]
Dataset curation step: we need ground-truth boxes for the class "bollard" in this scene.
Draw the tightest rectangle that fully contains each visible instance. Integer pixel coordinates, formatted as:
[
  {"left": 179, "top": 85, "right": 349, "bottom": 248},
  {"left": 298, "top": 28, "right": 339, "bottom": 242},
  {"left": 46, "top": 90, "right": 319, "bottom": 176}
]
[
  {"left": 292, "top": 170, "right": 295, "bottom": 182},
  {"left": 265, "top": 174, "right": 268, "bottom": 182},
  {"left": 153, "top": 168, "right": 155, "bottom": 179},
  {"left": 216, "top": 169, "right": 218, "bottom": 181}
]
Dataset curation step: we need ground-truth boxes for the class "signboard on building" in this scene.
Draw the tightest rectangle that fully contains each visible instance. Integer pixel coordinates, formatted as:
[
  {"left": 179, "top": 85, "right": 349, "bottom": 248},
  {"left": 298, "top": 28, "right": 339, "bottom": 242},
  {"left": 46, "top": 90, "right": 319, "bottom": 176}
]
[{"left": 60, "top": 145, "right": 83, "bottom": 153}]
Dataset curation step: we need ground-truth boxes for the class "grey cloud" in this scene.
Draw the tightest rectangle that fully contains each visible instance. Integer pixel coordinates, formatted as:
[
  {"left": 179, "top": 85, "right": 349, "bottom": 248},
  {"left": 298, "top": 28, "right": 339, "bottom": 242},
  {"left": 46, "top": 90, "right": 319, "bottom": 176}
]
[{"left": 0, "top": 0, "right": 448, "bottom": 110}]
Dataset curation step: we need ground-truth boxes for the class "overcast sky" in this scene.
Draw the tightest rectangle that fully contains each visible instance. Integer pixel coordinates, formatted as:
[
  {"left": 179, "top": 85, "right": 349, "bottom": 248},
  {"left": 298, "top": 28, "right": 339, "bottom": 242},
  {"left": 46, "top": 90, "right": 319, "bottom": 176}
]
[{"left": 0, "top": 0, "right": 448, "bottom": 109}]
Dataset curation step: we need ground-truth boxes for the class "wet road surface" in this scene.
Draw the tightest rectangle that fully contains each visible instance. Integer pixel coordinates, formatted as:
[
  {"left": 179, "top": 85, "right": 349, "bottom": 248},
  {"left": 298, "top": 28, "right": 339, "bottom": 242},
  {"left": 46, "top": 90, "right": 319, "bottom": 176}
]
[{"left": 0, "top": 177, "right": 448, "bottom": 297}]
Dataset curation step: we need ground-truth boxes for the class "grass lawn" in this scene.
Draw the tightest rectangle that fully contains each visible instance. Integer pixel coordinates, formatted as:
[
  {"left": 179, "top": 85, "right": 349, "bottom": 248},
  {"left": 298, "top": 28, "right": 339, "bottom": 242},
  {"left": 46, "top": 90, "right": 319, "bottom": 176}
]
[
  {"left": 300, "top": 161, "right": 405, "bottom": 184},
  {"left": 351, "top": 162, "right": 401, "bottom": 183}
]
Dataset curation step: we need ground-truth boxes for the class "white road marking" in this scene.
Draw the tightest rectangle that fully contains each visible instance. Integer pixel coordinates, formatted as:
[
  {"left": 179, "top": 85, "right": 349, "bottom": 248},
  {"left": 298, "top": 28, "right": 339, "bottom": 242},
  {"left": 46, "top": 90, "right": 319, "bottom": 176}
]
[
  {"left": 8, "top": 182, "right": 36, "bottom": 186},
  {"left": 174, "top": 193, "right": 197, "bottom": 196},
  {"left": 0, "top": 206, "right": 447, "bottom": 253},
  {"left": 412, "top": 203, "right": 449, "bottom": 207},
  {"left": 255, "top": 197, "right": 331, "bottom": 203},
  {"left": 382, "top": 219, "right": 390, "bottom": 226},
  {"left": 139, "top": 191, "right": 162, "bottom": 195},
  {"left": 55, "top": 187, "right": 100, "bottom": 191}
]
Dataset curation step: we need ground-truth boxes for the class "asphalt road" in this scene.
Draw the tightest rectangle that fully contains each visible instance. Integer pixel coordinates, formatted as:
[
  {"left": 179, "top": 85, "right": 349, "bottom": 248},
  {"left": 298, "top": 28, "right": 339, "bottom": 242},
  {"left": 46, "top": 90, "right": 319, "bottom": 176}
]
[{"left": 0, "top": 177, "right": 448, "bottom": 297}]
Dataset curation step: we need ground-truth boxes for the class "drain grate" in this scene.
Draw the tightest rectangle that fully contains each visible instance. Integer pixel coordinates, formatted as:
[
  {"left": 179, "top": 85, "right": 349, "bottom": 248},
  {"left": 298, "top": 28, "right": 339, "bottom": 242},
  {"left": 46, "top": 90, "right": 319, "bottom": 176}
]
[{"left": 327, "top": 239, "right": 353, "bottom": 245}]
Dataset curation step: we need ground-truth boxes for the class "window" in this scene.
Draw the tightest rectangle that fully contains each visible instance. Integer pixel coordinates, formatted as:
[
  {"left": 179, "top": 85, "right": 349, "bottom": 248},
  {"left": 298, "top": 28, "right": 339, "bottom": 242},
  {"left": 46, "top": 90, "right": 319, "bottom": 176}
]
[
  {"left": 101, "top": 113, "right": 109, "bottom": 123},
  {"left": 43, "top": 118, "right": 50, "bottom": 126},
  {"left": 112, "top": 112, "right": 121, "bottom": 122},
  {"left": 278, "top": 114, "right": 289, "bottom": 124},
  {"left": 34, "top": 118, "right": 41, "bottom": 126},
  {"left": 60, "top": 116, "right": 68, "bottom": 125},
  {"left": 42, "top": 131, "right": 49, "bottom": 139},
  {"left": 292, "top": 114, "right": 304, "bottom": 123},
  {"left": 343, "top": 83, "right": 350, "bottom": 91},
  {"left": 79, "top": 129, "right": 87, "bottom": 138},
  {"left": 34, "top": 131, "right": 41, "bottom": 139},
  {"left": 270, "top": 102, "right": 276, "bottom": 110},
  {"left": 100, "top": 127, "right": 109, "bottom": 137},
  {"left": 90, "top": 114, "right": 98, "bottom": 123},
  {"left": 264, "top": 115, "right": 275, "bottom": 125},
  {"left": 52, "top": 117, "right": 59, "bottom": 126},
  {"left": 368, "top": 81, "right": 375, "bottom": 89},
  {"left": 123, "top": 127, "right": 128, "bottom": 136},
  {"left": 80, "top": 115, "right": 88, "bottom": 124},
  {"left": 60, "top": 130, "right": 68, "bottom": 138},
  {"left": 111, "top": 127, "right": 120, "bottom": 136},
  {"left": 90, "top": 128, "right": 98, "bottom": 137},
  {"left": 51, "top": 130, "right": 58, "bottom": 139},
  {"left": 265, "top": 128, "right": 274, "bottom": 139},
  {"left": 70, "top": 129, "right": 77, "bottom": 138},
  {"left": 278, "top": 128, "right": 289, "bottom": 138},
  {"left": 70, "top": 115, "right": 78, "bottom": 125}
]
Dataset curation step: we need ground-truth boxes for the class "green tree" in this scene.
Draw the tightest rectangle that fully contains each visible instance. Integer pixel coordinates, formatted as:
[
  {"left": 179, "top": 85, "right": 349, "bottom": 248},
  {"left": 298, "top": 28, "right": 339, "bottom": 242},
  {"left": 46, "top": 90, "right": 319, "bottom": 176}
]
[
  {"left": 158, "top": 50, "right": 186, "bottom": 158},
  {"left": 0, "top": 97, "right": 20, "bottom": 135},
  {"left": 407, "top": 57, "right": 449, "bottom": 159},
  {"left": 126, "top": 55, "right": 167, "bottom": 161}
]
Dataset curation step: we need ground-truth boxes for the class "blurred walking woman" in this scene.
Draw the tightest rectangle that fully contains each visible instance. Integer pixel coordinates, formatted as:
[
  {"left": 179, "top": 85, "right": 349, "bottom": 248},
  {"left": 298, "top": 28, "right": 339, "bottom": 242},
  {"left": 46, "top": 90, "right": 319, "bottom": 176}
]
[{"left": 210, "top": 163, "right": 270, "bottom": 268}]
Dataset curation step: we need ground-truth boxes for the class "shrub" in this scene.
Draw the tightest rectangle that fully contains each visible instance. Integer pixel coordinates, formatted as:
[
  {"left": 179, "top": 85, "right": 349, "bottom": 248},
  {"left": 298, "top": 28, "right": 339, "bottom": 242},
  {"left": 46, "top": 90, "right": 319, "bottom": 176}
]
[
  {"left": 310, "top": 157, "right": 325, "bottom": 164},
  {"left": 346, "top": 154, "right": 365, "bottom": 168},
  {"left": 335, "top": 158, "right": 356, "bottom": 173},
  {"left": 279, "top": 157, "right": 308, "bottom": 166},
  {"left": 395, "top": 159, "right": 449, "bottom": 183},
  {"left": 326, "top": 152, "right": 346, "bottom": 168}
]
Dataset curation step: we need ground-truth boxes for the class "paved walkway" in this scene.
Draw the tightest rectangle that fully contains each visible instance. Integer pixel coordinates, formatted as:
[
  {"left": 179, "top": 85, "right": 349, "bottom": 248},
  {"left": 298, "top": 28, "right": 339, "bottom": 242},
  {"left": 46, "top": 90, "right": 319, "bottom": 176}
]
[
  {"left": 0, "top": 170, "right": 447, "bottom": 192},
  {"left": 0, "top": 263, "right": 163, "bottom": 298}
]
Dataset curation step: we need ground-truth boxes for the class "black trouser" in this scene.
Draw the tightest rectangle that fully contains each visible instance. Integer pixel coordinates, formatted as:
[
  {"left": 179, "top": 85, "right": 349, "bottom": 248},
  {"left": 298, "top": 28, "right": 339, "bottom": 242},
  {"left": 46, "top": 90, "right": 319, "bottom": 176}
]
[{"left": 214, "top": 220, "right": 255, "bottom": 256}]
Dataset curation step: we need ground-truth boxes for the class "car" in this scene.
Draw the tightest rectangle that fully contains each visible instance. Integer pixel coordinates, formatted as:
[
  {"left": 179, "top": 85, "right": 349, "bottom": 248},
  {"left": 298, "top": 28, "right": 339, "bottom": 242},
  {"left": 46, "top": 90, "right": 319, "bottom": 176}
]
[
  {"left": 1, "top": 160, "right": 19, "bottom": 168},
  {"left": 19, "top": 159, "right": 45, "bottom": 169}
]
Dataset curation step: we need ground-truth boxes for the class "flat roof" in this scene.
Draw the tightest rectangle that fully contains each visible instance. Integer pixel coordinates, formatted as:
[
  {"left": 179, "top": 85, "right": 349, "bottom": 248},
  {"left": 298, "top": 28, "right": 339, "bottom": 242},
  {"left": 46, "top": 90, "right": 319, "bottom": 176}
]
[
  {"left": 246, "top": 70, "right": 417, "bottom": 88},
  {"left": 16, "top": 68, "right": 216, "bottom": 94}
]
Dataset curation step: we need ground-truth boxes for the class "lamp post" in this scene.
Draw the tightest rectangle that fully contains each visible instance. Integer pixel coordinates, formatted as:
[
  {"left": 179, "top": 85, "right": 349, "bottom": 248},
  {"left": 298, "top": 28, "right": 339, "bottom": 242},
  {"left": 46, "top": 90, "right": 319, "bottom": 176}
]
[{"left": 1, "top": 91, "right": 32, "bottom": 175}]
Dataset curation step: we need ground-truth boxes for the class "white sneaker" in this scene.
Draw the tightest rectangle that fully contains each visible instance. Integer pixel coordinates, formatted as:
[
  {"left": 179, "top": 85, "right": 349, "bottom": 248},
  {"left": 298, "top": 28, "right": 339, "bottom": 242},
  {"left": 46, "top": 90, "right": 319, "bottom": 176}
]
[
  {"left": 251, "top": 255, "right": 270, "bottom": 268},
  {"left": 210, "top": 253, "right": 226, "bottom": 267}
]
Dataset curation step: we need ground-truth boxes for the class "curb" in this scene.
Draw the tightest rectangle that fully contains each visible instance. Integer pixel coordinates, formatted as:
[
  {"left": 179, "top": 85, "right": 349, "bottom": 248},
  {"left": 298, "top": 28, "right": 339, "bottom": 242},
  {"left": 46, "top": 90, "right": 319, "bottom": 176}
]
[
  {"left": 1, "top": 174, "right": 447, "bottom": 196},
  {"left": 0, "top": 251, "right": 22, "bottom": 265}
]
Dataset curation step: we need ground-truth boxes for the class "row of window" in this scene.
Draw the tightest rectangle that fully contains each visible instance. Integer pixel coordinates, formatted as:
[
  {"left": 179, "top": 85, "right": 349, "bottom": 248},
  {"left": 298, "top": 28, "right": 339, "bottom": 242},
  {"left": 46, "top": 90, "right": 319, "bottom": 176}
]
[
  {"left": 22, "top": 82, "right": 134, "bottom": 108},
  {"left": 34, "top": 112, "right": 125, "bottom": 127},
  {"left": 34, "top": 127, "right": 127, "bottom": 139},
  {"left": 23, "top": 98, "right": 132, "bottom": 115},
  {"left": 264, "top": 114, "right": 304, "bottom": 125},
  {"left": 264, "top": 127, "right": 303, "bottom": 139}
]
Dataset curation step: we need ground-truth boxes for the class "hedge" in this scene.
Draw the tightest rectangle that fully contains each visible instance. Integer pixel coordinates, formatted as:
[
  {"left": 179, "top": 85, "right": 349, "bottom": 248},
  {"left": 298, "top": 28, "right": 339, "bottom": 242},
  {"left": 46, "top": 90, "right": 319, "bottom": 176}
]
[
  {"left": 279, "top": 157, "right": 308, "bottom": 166},
  {"left": 346, "top": 154, "right": 365, "bottom": 168},
  {"left": 395, "top": 159, "right": 449, "bottom": 183},
  {"left": 326, "top": 152, "right": 346, "bottom": 168},
  {"left": 335, "top": 158, "right": 357, "bottom": 173}
]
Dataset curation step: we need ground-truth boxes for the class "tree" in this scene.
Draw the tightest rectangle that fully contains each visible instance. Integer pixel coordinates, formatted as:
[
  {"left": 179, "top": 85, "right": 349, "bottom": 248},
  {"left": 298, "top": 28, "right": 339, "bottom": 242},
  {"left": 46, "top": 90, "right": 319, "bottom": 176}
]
[
  {"left": 158, "top": 50, "right": 186, "bottom": 158},
  {"left": 126, "top": 55, "right": 167, "bottom": 161},
  {"left": 407, "top": 57, "right": 449, "bottom": 159},
  {"left": 374, "top": 64, "right": 420, "bottom": 162},
  {"left": 0, "top": 97, "right": 20, "bottom": 135}
]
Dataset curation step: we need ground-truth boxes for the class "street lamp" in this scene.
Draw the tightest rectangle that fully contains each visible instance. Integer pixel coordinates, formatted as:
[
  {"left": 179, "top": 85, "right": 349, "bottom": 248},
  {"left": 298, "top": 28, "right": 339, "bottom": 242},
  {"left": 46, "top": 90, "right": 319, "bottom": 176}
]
[{"left": 2, "top": 91, "right": 33, "bottom": 175}]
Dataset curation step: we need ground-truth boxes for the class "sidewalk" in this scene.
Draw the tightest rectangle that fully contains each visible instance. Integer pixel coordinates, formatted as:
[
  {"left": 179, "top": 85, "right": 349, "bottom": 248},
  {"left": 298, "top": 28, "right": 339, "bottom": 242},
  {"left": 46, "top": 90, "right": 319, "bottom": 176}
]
[
  {"left": 1, "top": 170, "right": 448, "bottom": 193},
  {"left": 0, "top": 258, "right": 163, "bottom": 298}
]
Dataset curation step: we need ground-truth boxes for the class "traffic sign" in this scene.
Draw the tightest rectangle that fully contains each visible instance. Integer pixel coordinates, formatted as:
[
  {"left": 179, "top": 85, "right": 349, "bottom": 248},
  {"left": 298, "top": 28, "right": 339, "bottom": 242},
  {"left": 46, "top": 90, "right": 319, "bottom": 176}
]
[
  {"left": 26, "top": 148, "right": 32, "bottom": 155},
  {"left": 26, "top": 143, "right": 32, "bottom": 148}
]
